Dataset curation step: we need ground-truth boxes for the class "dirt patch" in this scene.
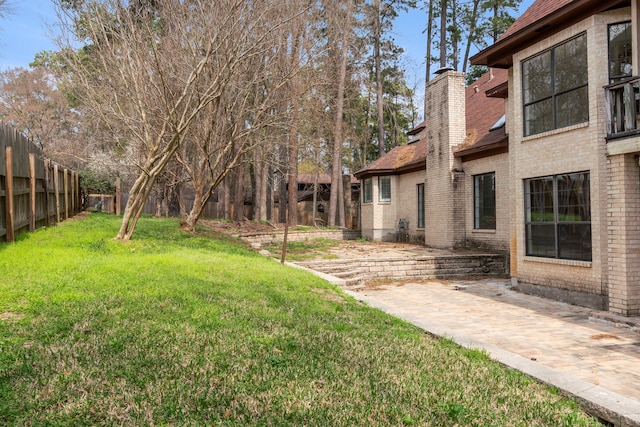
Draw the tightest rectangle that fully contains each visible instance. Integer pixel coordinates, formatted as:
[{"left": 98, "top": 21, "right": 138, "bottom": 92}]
[{"left": 0, "top": 312, "right": 24, "bottom": 321}]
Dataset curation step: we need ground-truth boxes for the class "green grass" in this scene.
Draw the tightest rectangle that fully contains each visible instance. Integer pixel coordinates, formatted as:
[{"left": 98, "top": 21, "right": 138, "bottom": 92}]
[{"left": 0, "top": 214, "right": 600, "bottom": 426}]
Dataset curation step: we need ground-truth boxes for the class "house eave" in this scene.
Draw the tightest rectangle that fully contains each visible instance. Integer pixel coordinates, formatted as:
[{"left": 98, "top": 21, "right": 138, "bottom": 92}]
[
  {"left": 354, "top": 160, "right": 425, "bottom": 180},
  {"left": 454, "top": 138, "right": 509, "bottom": 162},
  {"left": 471, "top": 0, "right": 629, "bottom": 69}
]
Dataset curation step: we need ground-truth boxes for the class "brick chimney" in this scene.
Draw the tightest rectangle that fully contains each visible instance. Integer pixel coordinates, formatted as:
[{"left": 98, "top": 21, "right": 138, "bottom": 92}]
[{"left": 424, "top": 69, "right": 466, "bottom": 248}]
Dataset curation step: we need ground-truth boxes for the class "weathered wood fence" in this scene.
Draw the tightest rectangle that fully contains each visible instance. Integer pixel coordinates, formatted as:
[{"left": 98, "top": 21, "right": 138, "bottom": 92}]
[{"left": 0, "top": 125, "right": 80, "bottom": 242}]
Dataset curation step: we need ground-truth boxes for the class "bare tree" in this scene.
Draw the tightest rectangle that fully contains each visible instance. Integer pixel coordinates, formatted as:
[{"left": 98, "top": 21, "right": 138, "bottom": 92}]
[
  {"left": 0, "top": 66, "right": 84, "bottom": 168},
  {"left": 56, "top": 0, "right": 305, "bottom": 239},
  {"left": 325, "top": 0, "right": 355, "bottom": 227}
]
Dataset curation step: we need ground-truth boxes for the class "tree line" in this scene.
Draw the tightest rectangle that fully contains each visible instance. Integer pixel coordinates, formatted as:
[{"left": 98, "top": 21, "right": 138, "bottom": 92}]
[{"left": 0, "top": 0, "right": 520, "bottom": 239}]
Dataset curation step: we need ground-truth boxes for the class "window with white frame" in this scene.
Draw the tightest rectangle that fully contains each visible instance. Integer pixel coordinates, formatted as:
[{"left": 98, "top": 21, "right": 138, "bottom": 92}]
[
  {"left": 378, "top": 176, "right": 391, "bottom": 202},
  {"left": 522, "top": 33, "right": 588, "bottom": 136},
  {"left": 474, "top": 173, "right": 496, "bottom": 230},
  {"left": 524, "top": 172, "right": 591, "bottom": 261},
  {"left": 417, "top": 183, "right": 425, "bottom": 228},
  {"left": 363, "top": 178, "right": 373, "bottom": 203}
]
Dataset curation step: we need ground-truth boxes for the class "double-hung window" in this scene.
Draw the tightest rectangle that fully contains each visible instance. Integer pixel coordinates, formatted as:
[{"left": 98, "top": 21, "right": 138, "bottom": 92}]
[
  {"left": 474, "top": 173, "right": 496, "bottom": 230},
  {"left": 417, "top": 183, "right": 425, "bottom": 228},
  {"left": 524, "top": 172, "right": 591, "bottom": 261},
  {"left": 363, "top": 178, "right": 373, "bottom": 203},
  {"left": 522, "top": 33, "right": 588, "bottom": 136},
  {"left": 379, "top": 176, "right": 391, "bottom": 202}
]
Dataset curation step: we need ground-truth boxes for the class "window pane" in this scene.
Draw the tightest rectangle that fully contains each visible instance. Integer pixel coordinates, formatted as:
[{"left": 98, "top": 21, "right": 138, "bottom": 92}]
[
  {"left": 379, "top": 176, "right": 391, "bottom": 202},
  {"left": 555, "top": 34, "right": 588, "bottom": 93},
  {"left": 526, "top": 177, "right": 554, "bottom": 222},
  {"left": 363, "top": 178, "right": 372, "bottom": 203},
  {"left": 474, "top": 173, "right": 495, "bottom": 229},
  {"left": 558, "top": 224, "right": 592, "bottom": 261},
  {"left": 556, "top": 86, "right": 589, "bottom": 128},
  {"left": 526, "top": 224, "right": 556, "bottom": 257},
  {"left": 417, "top": 183, "right": 425, "bottom": 228},
  {"left": 523, "top": 51, "right": 552, "bottom": 104},
  {"left": 557, "top": 173, "right": 590, "bottom": 221},
  {"left": 609, "top": 22, "right": 633, "bottom": 82},
  {"left": 524, "top": 98, "right": 554, "bottom": 136}
]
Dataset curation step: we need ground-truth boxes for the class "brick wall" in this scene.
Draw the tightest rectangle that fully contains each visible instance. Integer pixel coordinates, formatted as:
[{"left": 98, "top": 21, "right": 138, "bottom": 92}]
[
  {"left": 507, "top": 9, "right": 631, "bottom": 305},
  {"left": 425, "top": 71, "right": 467, "bottom": 248},
  {"left": 606, "top": 154, "right": 640, "bottom": 315},
  {"left": 461, "top": 153, "right": 510, "bottom": 254}
]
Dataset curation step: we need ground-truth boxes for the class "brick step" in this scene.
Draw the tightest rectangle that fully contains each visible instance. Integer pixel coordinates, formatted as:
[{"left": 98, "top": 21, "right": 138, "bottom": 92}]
[{"left": 294, "top": 254, "right": 506, "bottom": 287}]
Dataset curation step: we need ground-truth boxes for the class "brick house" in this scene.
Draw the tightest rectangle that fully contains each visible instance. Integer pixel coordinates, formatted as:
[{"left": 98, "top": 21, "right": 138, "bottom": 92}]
[
  {"left": 357, "top": 0, "right": 640, "bottom": 316},
  {"left": 355, "top": 68, "right": 509, "bottom": 246}
]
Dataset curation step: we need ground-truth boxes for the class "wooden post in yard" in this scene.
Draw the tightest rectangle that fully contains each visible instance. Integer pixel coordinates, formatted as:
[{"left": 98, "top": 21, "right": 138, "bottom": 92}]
[
  {"left": 115, "top": 178, "right": 121, "bottom": 215},
  {"left": 70, "top": 171, "right": 75, "bottom": 216},
  {"left": 54, "top": 163, "right": 60, "bottom": 223},
  {"left": 63, "top": 169, "right": 69, "bottom": 220},
  {"left": 43, "top": 160, "right": 50, "bottom": 227},
  {"left": 29, "top": 153, "right": 36, "bottom": 231},
  {"left": 75, "top": 173, "right": 80, "bottom": 214},
  {"left": 5, "top": 146, "right": 14, "bottom": 242}
]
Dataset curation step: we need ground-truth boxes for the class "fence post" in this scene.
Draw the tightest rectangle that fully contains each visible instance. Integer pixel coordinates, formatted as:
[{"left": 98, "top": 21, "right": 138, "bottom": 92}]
[
  {"left": 116, "top": 178, "right": 121, "bottom": 215},
  {"left": 63, "top": 169, "right": 69, "bottom": 220},
  {"left": 44, "top": 160, "right": 50, "bottom": 227},
  {"left": 75, "top": 173, "right": 80, "bottom": 213},
  {"left": 54, "top": 163, "right": 60, "bottom": 223},
  {"left": 29, "top": 153, "right": 36, "bottom": 231},
  {"left": 5, "top": 146, "right": 14, "bottom": 242},
  {"left": 70, "top": 171, "right": 75, "bottom": 216}
]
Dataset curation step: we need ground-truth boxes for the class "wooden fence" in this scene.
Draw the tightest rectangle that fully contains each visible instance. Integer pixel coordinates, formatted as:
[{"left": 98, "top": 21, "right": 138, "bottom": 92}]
[{"left": 0, "top": 125, "right": 80, "bottom": 243}]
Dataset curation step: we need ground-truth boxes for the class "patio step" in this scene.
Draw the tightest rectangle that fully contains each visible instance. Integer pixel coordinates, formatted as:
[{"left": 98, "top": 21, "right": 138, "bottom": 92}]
[{"left": 294, "top": 253, "right": 506, "bottom": 287}]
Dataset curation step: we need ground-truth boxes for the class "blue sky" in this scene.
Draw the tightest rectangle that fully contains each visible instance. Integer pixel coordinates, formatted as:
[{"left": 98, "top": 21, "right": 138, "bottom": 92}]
[{"left": 0, "top": 0, "right": 534, "bottom": 84}]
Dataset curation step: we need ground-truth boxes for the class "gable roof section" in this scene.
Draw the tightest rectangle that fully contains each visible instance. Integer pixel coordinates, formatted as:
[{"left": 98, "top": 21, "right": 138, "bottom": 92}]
[
  {"left": 471, "top": 0, "right": 629, "bottom": 68},
  {"left": 355, "top": 69, "right": 507, "bottom": 179},
  {"left": 455, "top": 69, "right": 509, "bottom": 160},
  {"left": 353, "top": 137, "right": 426, "bottom": 179}
]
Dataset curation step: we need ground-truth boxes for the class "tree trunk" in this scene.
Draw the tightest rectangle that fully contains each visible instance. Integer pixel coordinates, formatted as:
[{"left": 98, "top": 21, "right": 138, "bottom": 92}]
[
  {"left": 440, "top": 0, "right": 447, "bottom": 68},
  {"left": 287, "top": 30, "right": 302, "bottom": 227},
  {"left": 233, "top": 162, "right": 245, "bottom": 222},
  {"left": 374, "top": 0, "right": 385, "bottom": 157},
  {"left": 328, "top": 0, "right": 353, "bottom": 227},
  {"left": 425, "top": 0, "right": 434, "bottom": 83},
  {"left": 462, "top": 0, "right": 481, "bottom": 73}
]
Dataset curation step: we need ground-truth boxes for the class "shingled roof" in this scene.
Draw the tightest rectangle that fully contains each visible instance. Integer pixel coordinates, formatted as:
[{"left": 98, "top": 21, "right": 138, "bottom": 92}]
[
  {"left": 456, "top": 68, "right": 508, "bottom": 160},
  {"left": 354, "top": 69, "right": 507, "bottom": 179},
  {"left": 471, "top": 0, "right": 629, "bottom": 68}
]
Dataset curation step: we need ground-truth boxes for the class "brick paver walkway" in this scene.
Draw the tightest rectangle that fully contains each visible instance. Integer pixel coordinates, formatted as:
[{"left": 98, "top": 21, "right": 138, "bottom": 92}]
[{"left": 347, "top": 279, "right": 640, "bottom": 424}]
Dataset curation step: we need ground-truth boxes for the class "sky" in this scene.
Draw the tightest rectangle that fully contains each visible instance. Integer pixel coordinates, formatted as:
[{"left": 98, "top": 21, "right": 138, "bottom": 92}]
[
  {"left": 0, "top": 0, "right": 535, "bottom": 119},
  {"left": 1, "top": 0, "right": 534, "bottom": 72}
]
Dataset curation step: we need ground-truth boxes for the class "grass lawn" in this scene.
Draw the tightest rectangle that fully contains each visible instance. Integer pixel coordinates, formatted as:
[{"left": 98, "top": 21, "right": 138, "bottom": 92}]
[{"left": 0, "top": 214, "right": 600, "bottom": 426}]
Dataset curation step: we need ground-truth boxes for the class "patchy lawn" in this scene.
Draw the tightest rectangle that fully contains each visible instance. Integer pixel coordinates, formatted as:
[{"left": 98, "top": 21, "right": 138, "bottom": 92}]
[{"left": 0, "top": 214, "right": 600, "bottom": 426}]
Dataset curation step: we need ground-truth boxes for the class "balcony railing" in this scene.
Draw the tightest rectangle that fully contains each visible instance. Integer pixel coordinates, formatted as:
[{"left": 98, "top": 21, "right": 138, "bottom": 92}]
[{"left": 605, "top": 75, "right": 640, "bottom": 139}]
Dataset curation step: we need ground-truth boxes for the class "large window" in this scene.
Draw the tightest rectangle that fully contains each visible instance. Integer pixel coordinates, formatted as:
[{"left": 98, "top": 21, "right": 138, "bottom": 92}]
[
  {"left": 417, "top": 183, "right": 425, "bottom": 228},
  {"left": 608, "top": 21, "right": 632, "bottom": 83},
  {"left": 379, "top": 176, "right": 391, "bottom": 202},
  {"left": 525, "top": 172, "right": 591, "bottom": 261},
  {"left": 474, "top": 173, "right": 496, "bottom": 229},
  {"left": 522, "top": 33, "right": 588, "bottom": 136},
  {"left": 363, "top": 178, "right": 373, "bottom": 203}
]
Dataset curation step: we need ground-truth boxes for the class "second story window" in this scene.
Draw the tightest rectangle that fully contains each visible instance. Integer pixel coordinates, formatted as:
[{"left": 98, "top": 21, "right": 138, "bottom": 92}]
[
  {"left": 608, "top": 21, "right": 632, "bottom": 83},
  {"left": 522, "top": 33, "right": 588, "bottom": 137}
]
